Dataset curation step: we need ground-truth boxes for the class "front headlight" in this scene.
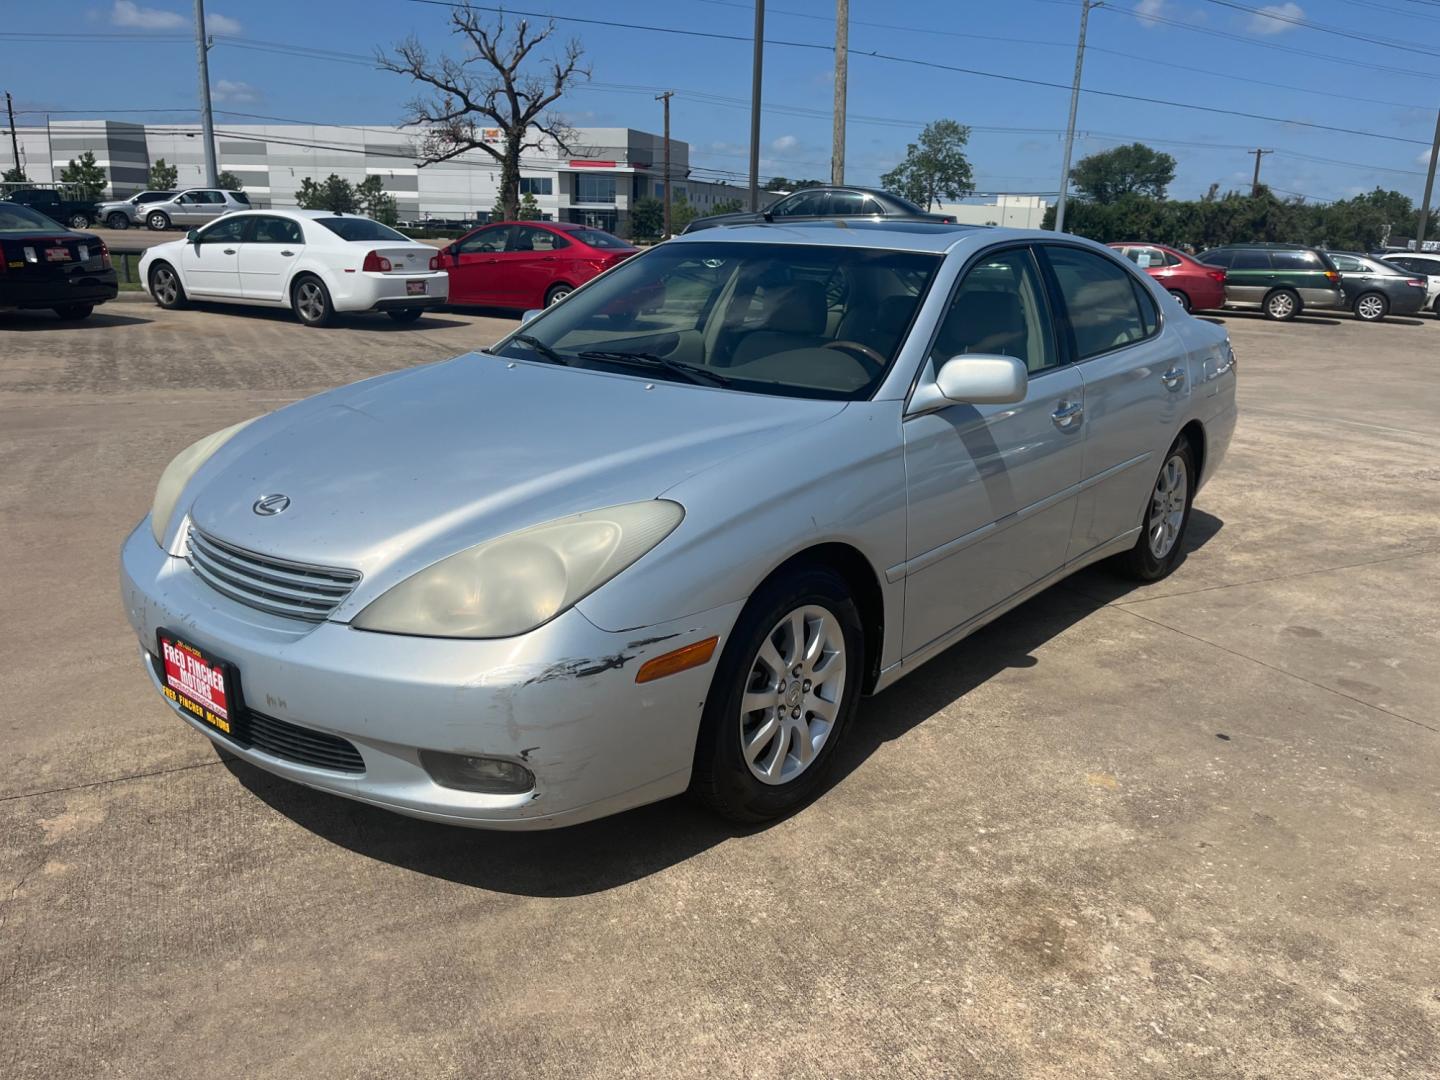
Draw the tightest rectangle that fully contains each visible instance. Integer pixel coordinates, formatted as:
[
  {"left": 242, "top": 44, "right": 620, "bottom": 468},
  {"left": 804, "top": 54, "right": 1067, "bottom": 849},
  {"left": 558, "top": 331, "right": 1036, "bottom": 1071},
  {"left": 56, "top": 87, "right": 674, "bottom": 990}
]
[
  {"left": 149, "top": 418, "right": 257, "bottom": 546},
  {"left": 352, "top": 500, "right": 685, "bottom": 639}
]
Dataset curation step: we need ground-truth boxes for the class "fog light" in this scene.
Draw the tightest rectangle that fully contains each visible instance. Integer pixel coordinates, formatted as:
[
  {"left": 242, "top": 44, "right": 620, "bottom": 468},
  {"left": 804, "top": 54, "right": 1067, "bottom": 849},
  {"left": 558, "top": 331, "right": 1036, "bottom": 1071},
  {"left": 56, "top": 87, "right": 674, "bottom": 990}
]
[{"left": 419, "top": 750, "right": 535, "bottom": 794}]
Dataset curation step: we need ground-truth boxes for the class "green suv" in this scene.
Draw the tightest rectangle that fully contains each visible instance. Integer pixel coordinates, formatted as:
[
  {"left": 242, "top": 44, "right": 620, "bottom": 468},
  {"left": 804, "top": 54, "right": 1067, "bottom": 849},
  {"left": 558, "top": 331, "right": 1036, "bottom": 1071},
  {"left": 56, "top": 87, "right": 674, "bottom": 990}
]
[{"left": 1196, "top": 243, "right": 1345, "bottom": 320}]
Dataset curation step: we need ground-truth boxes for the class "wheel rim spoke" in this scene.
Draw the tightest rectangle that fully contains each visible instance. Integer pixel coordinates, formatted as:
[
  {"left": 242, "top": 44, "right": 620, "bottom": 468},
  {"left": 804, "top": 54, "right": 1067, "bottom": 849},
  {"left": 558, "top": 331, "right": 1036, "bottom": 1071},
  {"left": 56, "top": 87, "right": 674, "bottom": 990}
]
[{"left": 744, "top": 715, "right": 781, "bottom": 764}]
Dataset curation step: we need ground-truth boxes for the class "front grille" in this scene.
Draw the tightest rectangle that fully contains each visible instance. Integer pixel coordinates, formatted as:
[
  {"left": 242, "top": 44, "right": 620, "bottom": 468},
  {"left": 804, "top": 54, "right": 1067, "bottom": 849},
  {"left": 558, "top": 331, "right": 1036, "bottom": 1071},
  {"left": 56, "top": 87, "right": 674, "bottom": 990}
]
[
  {"left": 186, "top": 525, "right": 360, "bottom": 622},
  {"left": 150, "top": 652, "right": 366, "bottom": 774}
]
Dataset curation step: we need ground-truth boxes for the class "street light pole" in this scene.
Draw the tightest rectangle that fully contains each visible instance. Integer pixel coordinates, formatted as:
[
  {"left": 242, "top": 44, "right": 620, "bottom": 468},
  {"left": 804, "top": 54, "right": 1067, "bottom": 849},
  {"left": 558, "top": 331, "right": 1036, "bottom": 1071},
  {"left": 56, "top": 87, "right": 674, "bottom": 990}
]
[
  {"left": 748, "top": 0, "right": 765, "bottom": 211},
  {"left": 1054, "top": 0, "right": 1095, "bottom": 234},
  {"left": 194, "top": 0, "right": 218, "bottom": 187}
]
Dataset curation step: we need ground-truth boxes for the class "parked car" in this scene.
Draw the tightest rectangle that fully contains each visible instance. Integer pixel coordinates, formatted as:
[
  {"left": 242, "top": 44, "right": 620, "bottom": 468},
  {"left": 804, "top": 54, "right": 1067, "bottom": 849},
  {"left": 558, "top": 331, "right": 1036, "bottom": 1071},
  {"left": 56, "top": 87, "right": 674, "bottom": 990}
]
[
  {"left": 1195, "top": 243, "right": 1344, "bottom": 320},
  {"left": 1376, "top": 251, "right": 1440, "bottom": 316},
  {"left": 1325, "top": 252, "right": 1428, "bottom": 321},
  {"left": 2, "top": 185, "right": 100, "bottom": 229},
  {"left": 683, "top": 186, "right": 956, "bottom": 234},
  {"left": 142, "top": 188, "right": 251, "bottom": 231},
  {"left": 94, "top": 190, "right": 178, "bottom": 230},
  {"left": 138, "top": 209, "right": 447, "bottom": 326},
  {"left": 442, "top": 220, "right": 637, "bottom": 309},
  {"left": 1108, "top": 242, "right": 1227, "bottom": 312},
  {"left": 0, "top": 200, "right": 118, "bottom": 319},
  {"left": 120, "top": 222, "right": 1235, "bottom": 829}
]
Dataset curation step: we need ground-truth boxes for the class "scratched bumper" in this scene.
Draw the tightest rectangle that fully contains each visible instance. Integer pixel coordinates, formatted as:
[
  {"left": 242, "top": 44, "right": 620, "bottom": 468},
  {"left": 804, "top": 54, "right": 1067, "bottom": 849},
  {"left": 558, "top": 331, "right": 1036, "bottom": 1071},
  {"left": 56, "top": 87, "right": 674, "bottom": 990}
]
[{"left": 120, "top": 519, "right": 742, "bottom": 829}]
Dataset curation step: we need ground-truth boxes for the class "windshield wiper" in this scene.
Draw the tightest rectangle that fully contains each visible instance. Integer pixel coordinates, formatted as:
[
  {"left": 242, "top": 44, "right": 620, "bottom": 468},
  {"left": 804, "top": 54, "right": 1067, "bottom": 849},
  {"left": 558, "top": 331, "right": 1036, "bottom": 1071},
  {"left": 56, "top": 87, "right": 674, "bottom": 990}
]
[
  {"left": 576, "top": 350, "right": 732, "bottom": 387},
  {"left": 508, "top": 333, "right": 573, "bottom": 366}
]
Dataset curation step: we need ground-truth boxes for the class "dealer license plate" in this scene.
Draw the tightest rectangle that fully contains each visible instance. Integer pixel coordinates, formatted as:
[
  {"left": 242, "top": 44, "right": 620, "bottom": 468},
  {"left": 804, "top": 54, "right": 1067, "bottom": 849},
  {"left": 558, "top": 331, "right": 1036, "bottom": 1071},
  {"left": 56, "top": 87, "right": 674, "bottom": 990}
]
[
  {"left": 157, "top": 630, "right": 238, "bottom": 735},
  {"left": 406, "top": 279, "right": 426, "bottom": 295}
]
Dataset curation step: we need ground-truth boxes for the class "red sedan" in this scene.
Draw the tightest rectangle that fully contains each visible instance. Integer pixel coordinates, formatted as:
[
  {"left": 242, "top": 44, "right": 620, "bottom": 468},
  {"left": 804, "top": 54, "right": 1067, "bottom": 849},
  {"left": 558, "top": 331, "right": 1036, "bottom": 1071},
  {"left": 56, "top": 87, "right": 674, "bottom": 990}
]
[
  {"left": 441, "top": 220, "right": 638, "bottom": 309},
  {"left": 1108, "top": 242, "right": 1227, "bottom": 313}
]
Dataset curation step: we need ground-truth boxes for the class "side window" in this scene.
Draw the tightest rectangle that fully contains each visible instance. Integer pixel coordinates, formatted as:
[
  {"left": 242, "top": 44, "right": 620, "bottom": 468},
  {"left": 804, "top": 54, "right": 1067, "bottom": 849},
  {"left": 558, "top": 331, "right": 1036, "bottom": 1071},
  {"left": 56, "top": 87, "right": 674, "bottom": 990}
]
[
  {"left": 1161, "top": 249, "right": 1184, "bottom": 267},
  {"left": 1329, "top": 254, "right": 1363, "bottom": 272},
  {"left": 1232, "top": 250, "right": 1271, "bottom": 270},
  {"left": 511, "top": 226, "right": 569, "bottom": 252},
  {"left": 247, "top": 216, "right": 302, "bottom": 244},
  {"left": 1043, "top": 245, "right": 1151, "bottom": 360},
  {"left": 828, "top": 191, "right": 866, "bottom": 215},
  {"left": 1271, "top": 250, "right": 1320, "bottom": 270},
  {"left": 931, "top": 247, "right": 1058, "bottom": 374},
  {"left": 771, "top": 191, "right": 827, "bottom": 217},
  {"left": 861, "top": 197, "right": 883, "bottom": 215},
  {"left": 178, "top": 192, "right": 199, "bottom": 204},
  {"left": 198, "top": 190, "right": 225, "bottom": 205},
  {"left": 458, "top": 226, "right": 512, "bottom": 254},
  {"left": 198, "top": 217, "right": 246, "bottom": 243}
]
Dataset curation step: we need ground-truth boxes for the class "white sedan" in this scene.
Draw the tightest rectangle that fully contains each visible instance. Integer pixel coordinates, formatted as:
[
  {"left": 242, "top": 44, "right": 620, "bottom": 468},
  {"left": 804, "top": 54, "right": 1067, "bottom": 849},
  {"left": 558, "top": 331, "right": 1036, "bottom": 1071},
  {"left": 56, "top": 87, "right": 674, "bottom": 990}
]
[{"left": 138, "top": 209, "right": 448, "bottom": 326}]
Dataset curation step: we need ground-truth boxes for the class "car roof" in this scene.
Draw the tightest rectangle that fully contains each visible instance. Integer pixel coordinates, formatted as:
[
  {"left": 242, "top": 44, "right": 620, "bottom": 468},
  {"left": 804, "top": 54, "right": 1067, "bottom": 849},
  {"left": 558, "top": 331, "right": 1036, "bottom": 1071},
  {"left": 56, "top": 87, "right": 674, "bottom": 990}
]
[
  {"left": 1203, "top": 242, "right": 1318, "bottom": 250},
  {"left": 666, "top": 218, "right": 1004, "bottom": 254}
]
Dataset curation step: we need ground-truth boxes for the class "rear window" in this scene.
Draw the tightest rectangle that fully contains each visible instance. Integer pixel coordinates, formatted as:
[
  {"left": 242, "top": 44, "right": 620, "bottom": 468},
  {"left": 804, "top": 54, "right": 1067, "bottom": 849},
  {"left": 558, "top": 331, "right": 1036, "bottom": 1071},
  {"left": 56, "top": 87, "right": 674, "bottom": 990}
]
[
  {"left": 229, "top": 191, "right": 251, "bottom": 205},
  {"left": 1270, "top": 250, "right": 1320, "bottom": 270},
  {"left": 313, "top": 216, "right": 409, "bottom": 242},
  {"left": 1198, "top": 250, "right": 1233, "bottom": 268},
  {"left": 569, "top": 227, "right": 631, "bottom": 250},
  {"left": 0, "top": 202, "right": 60, "bottom": 231}
]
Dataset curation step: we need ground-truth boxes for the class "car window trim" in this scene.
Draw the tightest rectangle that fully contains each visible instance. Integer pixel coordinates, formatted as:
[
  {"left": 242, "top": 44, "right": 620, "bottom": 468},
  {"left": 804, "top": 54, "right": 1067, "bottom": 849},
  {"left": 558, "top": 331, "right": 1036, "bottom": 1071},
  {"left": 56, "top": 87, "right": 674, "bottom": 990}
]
[{"left": 1035, "top": 240, "right": 1166, "bottom": 366}]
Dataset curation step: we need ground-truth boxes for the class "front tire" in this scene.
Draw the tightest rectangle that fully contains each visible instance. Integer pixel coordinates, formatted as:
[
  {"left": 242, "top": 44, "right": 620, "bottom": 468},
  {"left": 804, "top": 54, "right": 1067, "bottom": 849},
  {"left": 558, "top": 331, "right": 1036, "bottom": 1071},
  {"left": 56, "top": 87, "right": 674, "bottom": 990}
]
[
  {"left": 386, "top": 307, "right": 424, "bottom": 324},
  {"left": 544, "top": 283, "right": 572, "bottom": 307},
  {"left": 691, "top": 566, "right": 863, "bottom": 823},
  {"left": 148, "top": 262, "right": 187, "bottom": 309},
  {"left": 291, "top": 275, "right": 335, "bottom": 327},
  {"left": 1168, "top": 289, "right": 1191, "bottom": 313},
  {"left": 1263, "top": 288, "right": 1300, "bottom": 321},
  {"left": 147, "top": 211, "right": 170, "bottom": 231},
  {"left": 106, "top": 212, "right": 130, "bottom": 230},
  {"left": 1115, "top": 436, "right": 1196, "bottom": 582},
  {"left": 53, "top": 304, "right": 93, "bottom": 321},
  {"left": 1353, "top": 292, "right": 1388, "bottom": 322},
  {"left": 67, "top": 213, "right": 90, "bottom": 229}
]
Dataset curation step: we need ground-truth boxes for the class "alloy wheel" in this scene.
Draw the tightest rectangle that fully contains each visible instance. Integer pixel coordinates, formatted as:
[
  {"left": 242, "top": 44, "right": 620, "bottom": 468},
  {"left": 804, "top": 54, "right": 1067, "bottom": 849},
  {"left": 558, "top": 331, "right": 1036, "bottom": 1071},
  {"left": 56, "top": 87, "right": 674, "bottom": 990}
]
[
  {"left": 1148, "top": 453, "right": 1189, "bottom": 560},
  {"left": 739, "top": 605, "right": 847, "bottom": 786},
  {"left": 296, "top": 281, "right": 326, "bottom": 322},
  {"left": 1267, "top": 292, "right": 1295, "bottom": 319},
  {"left": 1356, "top": 294, "right": 1386, "bottom": 321},
  {"left": 546, "top": 287, "right": 571, "bottom": 305},
  {"left": 152, "top": 267, "right": 179, "bottom": 306}
]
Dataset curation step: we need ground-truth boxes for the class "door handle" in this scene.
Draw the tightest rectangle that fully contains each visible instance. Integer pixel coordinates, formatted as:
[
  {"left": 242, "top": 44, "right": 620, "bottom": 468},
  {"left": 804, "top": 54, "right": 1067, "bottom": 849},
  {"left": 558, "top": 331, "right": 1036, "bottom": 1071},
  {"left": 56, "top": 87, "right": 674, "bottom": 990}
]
[
  {"left": 280, "top": 250, "right": 295, "bottom": 257},
  {"left": 1051, "top": 400, "right": 1084, "bottom": 429},
  {"left": 223, "top": 248, "right": 236, "bottom": 255},
  {"left": 1161, "top": 367, "right": 1186, "bottom": 390}
]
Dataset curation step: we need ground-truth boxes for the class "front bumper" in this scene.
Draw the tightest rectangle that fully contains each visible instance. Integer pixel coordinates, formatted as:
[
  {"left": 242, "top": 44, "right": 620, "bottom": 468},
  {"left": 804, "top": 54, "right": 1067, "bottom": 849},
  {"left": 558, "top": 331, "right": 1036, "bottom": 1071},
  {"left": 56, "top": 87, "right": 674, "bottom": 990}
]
[
  {"left": 120, "top": 519, "right": 741, "bottom": 829},
  {"left": 336, "top": 270, "right": 449, "bottom": 314}
]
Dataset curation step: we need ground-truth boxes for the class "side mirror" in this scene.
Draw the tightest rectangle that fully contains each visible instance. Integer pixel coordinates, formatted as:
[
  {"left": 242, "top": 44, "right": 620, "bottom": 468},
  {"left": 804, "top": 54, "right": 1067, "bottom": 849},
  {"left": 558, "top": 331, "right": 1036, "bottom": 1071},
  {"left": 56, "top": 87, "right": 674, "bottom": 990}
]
[
  {"left": 520, "top": 308, "right": 542, "bottom": 324},
  {"left": 186, "top": 229, "right": 200, "bottom": 244},
  {"left": 935, "top": 354, "right": 1028, "bottom": 405},
  {"left": 445, "top": 243, "right": 458, "bottom": 256}
]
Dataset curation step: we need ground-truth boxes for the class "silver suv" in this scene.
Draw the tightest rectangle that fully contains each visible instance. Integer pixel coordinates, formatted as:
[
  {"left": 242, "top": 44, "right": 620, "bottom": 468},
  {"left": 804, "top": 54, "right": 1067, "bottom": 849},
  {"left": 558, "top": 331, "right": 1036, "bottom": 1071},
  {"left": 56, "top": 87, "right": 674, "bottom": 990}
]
[
  {"left": 143, "top": 188, "right": 251, "bottom": 231},
  {"left": 94, "top": 190, "right": 177, "bottom": 230}
]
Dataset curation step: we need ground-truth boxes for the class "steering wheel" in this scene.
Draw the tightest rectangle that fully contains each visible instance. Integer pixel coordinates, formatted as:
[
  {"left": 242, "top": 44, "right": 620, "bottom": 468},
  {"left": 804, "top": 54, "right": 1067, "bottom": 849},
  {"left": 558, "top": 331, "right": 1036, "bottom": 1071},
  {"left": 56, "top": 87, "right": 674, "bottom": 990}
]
[{"left": 823, "top": 340, "right": 887, "bottom": 374}]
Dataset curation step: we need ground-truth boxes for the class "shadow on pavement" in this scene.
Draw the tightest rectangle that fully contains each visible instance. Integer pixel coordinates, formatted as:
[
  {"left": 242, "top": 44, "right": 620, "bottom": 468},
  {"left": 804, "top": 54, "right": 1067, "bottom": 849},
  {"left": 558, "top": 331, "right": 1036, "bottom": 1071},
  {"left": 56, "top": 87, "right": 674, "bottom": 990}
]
[
  {"left": 0, "top": 310, "right": 153, "bottom": 330},
  {"left": 229, "top": 511, "right": 1224, "bottom": 896},
  {"left": 177, "top": 302, "right": 474, "bottom": 332},
  {"left": 1205, "top": 311, "right": 1343, "bottom": 326}
]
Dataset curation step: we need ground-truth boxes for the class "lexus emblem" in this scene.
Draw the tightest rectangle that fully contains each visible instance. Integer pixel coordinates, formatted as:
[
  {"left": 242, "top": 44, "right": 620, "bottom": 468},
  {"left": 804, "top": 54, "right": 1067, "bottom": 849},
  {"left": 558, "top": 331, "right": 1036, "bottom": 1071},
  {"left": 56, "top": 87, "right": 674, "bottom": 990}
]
[{"left": 252, "top": 493, "right": 291, "bottom": 516}]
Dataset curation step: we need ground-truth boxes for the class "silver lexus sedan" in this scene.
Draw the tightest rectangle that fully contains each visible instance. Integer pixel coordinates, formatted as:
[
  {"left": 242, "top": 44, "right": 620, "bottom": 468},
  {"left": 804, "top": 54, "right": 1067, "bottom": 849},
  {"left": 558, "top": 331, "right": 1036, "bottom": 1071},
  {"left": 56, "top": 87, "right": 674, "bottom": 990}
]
[{"left": 120, "top": 222, "right": 1236, "bottom": 829}]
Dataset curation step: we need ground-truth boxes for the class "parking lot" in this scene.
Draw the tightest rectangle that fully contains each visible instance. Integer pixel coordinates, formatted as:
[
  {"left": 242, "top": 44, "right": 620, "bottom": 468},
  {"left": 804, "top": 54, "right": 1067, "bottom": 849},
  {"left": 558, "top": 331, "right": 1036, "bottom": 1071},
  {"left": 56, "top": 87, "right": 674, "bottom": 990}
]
[{"left": 2, "top": 297, "right": 1437, "bottom": 1078}]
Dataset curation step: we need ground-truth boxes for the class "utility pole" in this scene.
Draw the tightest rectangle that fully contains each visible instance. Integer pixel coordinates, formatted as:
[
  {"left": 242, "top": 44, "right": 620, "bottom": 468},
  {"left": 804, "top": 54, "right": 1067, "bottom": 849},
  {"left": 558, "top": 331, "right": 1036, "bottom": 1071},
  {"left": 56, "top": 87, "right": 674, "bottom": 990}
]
[
  {"left": 748, "top": 0, "right": 765, "bottom": 211},
  {"left": 1054, "top": 0, "right": 1095, "bottom": 233},
  {"left": 194, "top": 0, "right": 218, "bottom": 187},
  {"left": 1249, "top": 148, "right": 1273, "bottom": 196},
  {"left": 831, "top": 0, "right": 848, "bottom": 185},
  {"left": 656, "top": 91, "right": 673, "bottom": 237},
  {"left": 1417, "top": 108, "right": 1439, "bottom": 249},
  {"left": 4, "top": 92, "right": 21, "bottom": 178}
]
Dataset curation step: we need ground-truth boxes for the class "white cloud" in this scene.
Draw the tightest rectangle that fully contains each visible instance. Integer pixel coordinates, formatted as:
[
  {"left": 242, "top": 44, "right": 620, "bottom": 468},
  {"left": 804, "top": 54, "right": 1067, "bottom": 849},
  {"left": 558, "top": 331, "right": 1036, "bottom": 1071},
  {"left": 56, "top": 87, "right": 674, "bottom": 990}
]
[
  {"left": 111, "top": 1, "right": 185, "bottom": 29},
  {"left": 1248, "top": 2, "right": 1304, "bottom": 35},
  {"left": 771, "top": 134, "right": 799, "bottom": 153},
  {"left": 208, "top": 11, "right": 242, "bottom": 33},
  {"left": 1421, "top": 150, "right": 1438, "bottom": 167},
  {"left": 1134, "top": 0, "right": 1167, "bottom": 27},
  {"left": 212, "top": 79, "right": 259, "bottom": 104}
]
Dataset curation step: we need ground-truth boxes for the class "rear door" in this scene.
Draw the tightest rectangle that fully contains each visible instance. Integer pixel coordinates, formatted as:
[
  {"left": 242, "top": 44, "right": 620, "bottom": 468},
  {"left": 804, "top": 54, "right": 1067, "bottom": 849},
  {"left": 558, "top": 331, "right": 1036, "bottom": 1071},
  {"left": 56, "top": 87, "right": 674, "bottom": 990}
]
[
  {"left": 179, "top": 215, "right": 245, "bottom": 297},
  {"left": 237, "top": 215, "right": 304, "bottom": 302},
  {"left": 1038, "top": 244, "right": 1187, "bottom": 562},
  {"left": 1225, "top": 248, "right": 1271, "bottom": 305},
  {"left": 446, "top": 225, "right": 512, "bottom": 304}
]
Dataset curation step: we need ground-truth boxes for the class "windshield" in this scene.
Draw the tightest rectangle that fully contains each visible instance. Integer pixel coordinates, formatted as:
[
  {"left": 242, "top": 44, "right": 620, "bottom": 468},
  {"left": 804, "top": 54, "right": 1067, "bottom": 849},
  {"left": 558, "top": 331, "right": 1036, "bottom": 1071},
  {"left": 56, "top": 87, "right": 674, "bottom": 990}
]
[
  {"left": 314, "top": 216, "right": 409, "bottom": 242},
  {"left": 493, "top": 240, "right": 942, "bottom": 400},
  {"left": 0, "top": 202, "right": 62, "bottom": 231},
  {"left": 571, "top": 227, "right": 632, "bottom": 250}
]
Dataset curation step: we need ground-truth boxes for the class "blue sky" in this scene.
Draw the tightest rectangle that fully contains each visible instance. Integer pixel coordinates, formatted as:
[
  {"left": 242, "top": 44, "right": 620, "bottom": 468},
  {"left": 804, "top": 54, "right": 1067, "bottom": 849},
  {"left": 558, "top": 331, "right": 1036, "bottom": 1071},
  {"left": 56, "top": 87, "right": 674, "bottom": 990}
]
[{"left": 6, "top": 0, "right": 1439, "bottom": 204}]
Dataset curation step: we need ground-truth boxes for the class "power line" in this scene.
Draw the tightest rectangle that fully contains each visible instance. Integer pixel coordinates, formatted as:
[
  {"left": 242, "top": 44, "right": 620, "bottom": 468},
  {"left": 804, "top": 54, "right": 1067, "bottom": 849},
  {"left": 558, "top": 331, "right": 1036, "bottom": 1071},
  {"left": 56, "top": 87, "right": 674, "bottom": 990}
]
[{"left": 1198, "top": 0, "right": 1440, "bottom": 59}]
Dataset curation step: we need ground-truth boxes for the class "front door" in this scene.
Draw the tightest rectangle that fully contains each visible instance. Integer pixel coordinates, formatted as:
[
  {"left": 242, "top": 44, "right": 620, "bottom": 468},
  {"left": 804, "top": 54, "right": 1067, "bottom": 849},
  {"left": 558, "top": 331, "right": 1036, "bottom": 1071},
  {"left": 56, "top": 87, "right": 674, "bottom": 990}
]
[
  {"left": 498, "top": 224, "right": 572, "bottom": 308},
  {"left": 901, "top": 245, "right": 1086, "bottom": 657},
  {"left": 238, "top": 215, "right": 305, "bottom": 302},
  {"left": 1039, "top": 244, "right": 1188, "bottom": 561},
  {"left": 180, "top": 216, "right": 245, "bottom": 297},
  {"left": 447, "top": 224, "right": 513, "bottom": 304}
]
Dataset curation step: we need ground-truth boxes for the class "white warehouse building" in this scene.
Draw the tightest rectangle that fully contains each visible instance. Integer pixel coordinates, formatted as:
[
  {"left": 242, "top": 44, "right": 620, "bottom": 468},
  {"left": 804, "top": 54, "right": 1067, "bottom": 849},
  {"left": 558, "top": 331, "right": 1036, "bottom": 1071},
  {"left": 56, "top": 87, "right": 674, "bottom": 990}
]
[{"left": 7, "top": 119, "right": 752, "bottom": 235}]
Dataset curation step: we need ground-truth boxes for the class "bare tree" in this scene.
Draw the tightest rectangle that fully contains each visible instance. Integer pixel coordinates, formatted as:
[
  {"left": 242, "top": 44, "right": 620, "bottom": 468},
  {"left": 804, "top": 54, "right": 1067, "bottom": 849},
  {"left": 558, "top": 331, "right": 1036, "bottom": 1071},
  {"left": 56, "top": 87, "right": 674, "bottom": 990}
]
[{"left": 378, "top": 5, "right": 587, "bottom": 220}]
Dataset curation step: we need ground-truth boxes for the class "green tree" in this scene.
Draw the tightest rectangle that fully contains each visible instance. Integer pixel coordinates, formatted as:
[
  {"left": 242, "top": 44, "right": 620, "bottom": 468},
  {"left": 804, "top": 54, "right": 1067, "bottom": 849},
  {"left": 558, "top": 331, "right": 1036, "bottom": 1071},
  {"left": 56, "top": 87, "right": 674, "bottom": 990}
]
[
  {"left": 355, "top": 174, "right": 399, "bottom": 224},
  {"left": 2, "top": 165, "right": 28, "bottom": 183},
  {"left": 217, "top": 170, "right": 244, "bottom": 191},
  {"left": 1070, "top": 143, "right": 1177, "bottom": 204},
  {"left": 880, "top": 119, "right": 974, "bottom": 210},
  {"left": 517, "top": 190, "right": 543, "bottom": 220},
  {"left": 629, "top": 195, "right": 663, "bottom": 241},
  {"left": 59, "top": 150, "right": 107, "bottom": 199},
  {"left": 670, "top": 195, "right": 699, "bottom": 233},
  {"left": 380, "top": 6, "right": 588, "bottom": 222},
  {"left": 763, "top": 176, "right": 824, "bottom": 192},
  {"left": 710, "top": 198, "right": 744, "bottom": 215},
  {"left": 296, "top": 174, "right": 358, "bottom": 212},
  {"left": 149, "top": 158, "right": 179, "bottom": 190}
]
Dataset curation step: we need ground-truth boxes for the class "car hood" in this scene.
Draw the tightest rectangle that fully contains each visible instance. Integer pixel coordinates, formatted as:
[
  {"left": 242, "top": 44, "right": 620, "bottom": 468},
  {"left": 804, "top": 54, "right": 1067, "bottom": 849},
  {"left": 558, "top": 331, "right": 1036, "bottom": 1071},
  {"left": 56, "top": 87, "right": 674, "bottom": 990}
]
[{"left": 185, "top": 352, "right": 845, "bottom": 598}]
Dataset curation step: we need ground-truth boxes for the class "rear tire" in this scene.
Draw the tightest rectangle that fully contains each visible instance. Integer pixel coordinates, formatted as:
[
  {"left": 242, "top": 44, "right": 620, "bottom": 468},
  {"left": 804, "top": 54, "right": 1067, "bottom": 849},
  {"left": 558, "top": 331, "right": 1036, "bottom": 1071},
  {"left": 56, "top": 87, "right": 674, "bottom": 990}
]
[
  {"left": 386, "top": 307, "right": 424, "bottom": 324},
  {"left": 1353, "top": 291, "right": 1388, "bottom": 322},
  {"left": 1263, "top": 288, "right": 1300, "bottom": 321},
  {"left": 1114, "top": 436, "right": 1196, "bottom": 582},
  {"left": 53, "top": 304, "right": 93, "bottom": 321},
  {"left": 691, "top": 566, "right": 864, "bottom": 823},
  {"left": 67, "top": 213, "right": 90, "bottom": 229},
  {"left": 544, "top": 283, "right": 572, "bottom": 307},
  {"left": 1167, "top": 289, "right": 1191, "bottom": 313},
  {"left": 148, "top": 262, "right": 187, "bottom": 309},
  {"left": 106, "top": 212, "right": 130, "bottom": 230},
  {"left": 291, "top": 275, "right": 335, "bottom": 327},
  {"left": 147, "top": 211, "right": 170, "bottom": 231}
]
